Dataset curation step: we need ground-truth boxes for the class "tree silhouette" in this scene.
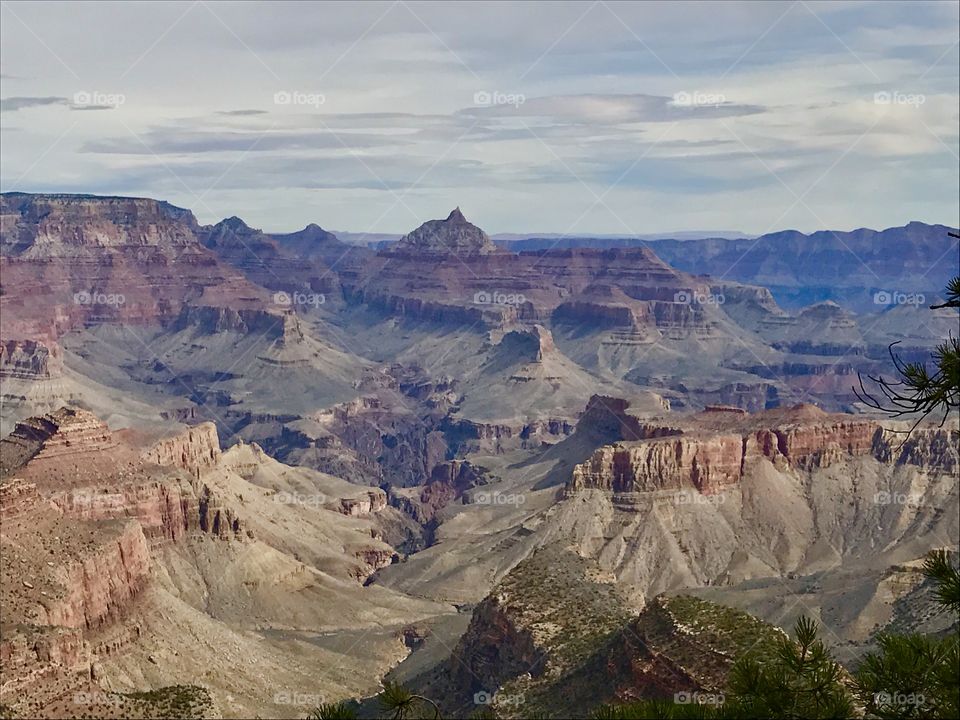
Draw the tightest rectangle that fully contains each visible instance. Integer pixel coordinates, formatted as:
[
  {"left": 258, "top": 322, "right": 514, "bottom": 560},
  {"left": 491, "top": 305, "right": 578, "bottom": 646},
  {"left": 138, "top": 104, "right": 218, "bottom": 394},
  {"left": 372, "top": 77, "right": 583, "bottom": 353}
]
[{"left": 855, "top": 237, "right": 960, "bottom": 433}]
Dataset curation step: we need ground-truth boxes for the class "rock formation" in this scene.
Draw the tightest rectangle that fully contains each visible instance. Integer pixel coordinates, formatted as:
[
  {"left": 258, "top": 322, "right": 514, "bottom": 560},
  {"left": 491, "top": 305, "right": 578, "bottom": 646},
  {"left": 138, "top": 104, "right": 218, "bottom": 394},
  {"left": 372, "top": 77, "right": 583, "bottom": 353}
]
[
  {"left": 0, "top": 407, "right": 117, "bottom": 475},
  {"left": 391, "top": 207, "right": 499, "bottom": 256},
  {"left": 569, "top": 400, "right": 959, "bottom": 496},
  {"left": 142, "top": 422, "right": 222, "bottom": 475},
  {"left": 0, "top": 338, "right": 63, "bottom": 379}
]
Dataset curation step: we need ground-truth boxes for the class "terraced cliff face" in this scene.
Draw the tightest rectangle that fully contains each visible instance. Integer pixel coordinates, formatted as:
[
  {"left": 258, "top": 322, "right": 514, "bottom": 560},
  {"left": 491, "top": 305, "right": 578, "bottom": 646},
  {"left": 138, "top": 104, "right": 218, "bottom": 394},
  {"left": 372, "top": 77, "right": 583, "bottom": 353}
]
[
  {"left": 570, "top": 403, "right": 958, "bottom": 496},
  {"left": 0, "top": 408, "right": 443, "bottom": 717},
  {"left": 142, "top": 422, "right": 221, "bottom": 475},
  {"left": 0, "top": 338, "right": 63, "bottom": 379},
  {"left": 349, "top": 232, "right": 719, "bottom": 335},
  {"left": 197, "top": 216, "right": 342, "bottom": 303},
  {"left": 0, "top": 193, "right": 268, "bottom": 340},
  {"left": 0, "top": 409, "right": 245, "bottom": 713},
  {"left": 0, "top": 407, "right": 117, "bottom": 476},
  {"left": 544, "top": 399, "right": 960, "bottom": 608}
]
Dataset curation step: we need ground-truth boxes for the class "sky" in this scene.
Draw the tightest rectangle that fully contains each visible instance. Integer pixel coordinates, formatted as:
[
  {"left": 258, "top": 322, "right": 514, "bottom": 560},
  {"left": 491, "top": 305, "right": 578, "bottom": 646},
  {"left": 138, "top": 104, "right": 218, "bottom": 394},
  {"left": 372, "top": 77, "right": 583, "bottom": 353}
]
[{"left": 1, "top": 0, "right": 958, "bottom": 236}]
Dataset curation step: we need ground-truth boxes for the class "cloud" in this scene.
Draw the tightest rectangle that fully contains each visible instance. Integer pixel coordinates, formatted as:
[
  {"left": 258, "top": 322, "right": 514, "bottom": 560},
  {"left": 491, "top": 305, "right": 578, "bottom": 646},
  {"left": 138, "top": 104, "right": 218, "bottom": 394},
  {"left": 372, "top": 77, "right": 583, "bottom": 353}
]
[
  {"left": 216, "top": 109, "right": 269, "bottom": 116},
  {"left": 81, "top": 128, "right": 410, "bottom": 154},
  {"left": 459, "top": 93, "right": 766, "bottom": 124},
  {"left": 0, "top": 96, "right": 66, "bottom": 112},
  {"left": 69, "top": 104, "right": 118, "bottom": 111}
]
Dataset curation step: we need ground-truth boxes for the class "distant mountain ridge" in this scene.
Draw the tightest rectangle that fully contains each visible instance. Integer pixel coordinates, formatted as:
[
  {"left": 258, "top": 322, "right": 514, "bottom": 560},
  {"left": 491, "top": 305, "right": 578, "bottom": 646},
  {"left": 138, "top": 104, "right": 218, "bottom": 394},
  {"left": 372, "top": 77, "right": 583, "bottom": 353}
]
[{"left": 497, "top": 221, "right": 959, "bottom": 311}]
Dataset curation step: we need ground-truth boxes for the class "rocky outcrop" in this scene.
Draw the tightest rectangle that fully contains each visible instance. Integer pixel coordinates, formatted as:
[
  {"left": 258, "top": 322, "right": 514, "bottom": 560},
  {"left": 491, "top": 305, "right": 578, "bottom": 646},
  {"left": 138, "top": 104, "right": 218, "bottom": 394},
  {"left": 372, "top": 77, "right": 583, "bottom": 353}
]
[
  {"left": 0, "top": 192, "right": 271, "bottom": 342},
  {"left": 605, "top": 595, "right": 784, "bottom": 703},
  {"left": 0, "top": 407, "right": 116, "bottom": 475},
  {"left": 751, "top": 418, "right": 876, "bottom": 469},
  {"left": 198, "top": 216, "right": 341, "bottom": 303},
  {"left": 339, "top": 488, "right": 388, "bottom": 516},
  {"left": 570, "top": 401, "right": 959, "bottom": 496},
  {"left": 443, "top": 550, "right": 787, "bottom": 716},
  {"left": 571, "top": 434, "right": 744, "bottom": 494},
  {"left": 873, "top": 426, "right": 959, "bottom": 474},
  {"left": 0, "top": 338, "right": 63, "bottom": 379},
  {"left": 353, "top": 548, "right": 397, "bottom": 578},
  {"left": 0, "top": 192, "right": 200, "bottom": 257},
  {"left": 573, "top": 395, "right": 682, "bottom": 444},
  {"left": 172, "top": 304, "right": 302, "bottom": 341},
  {"left": 450, "top": 589, "right": 546, "bottom": 694},
  {"left": 47, "top": 479, "right": 230, "bottom": 543},
  {"left": 391, "top": 207, "right": 499, "bottom": 257},
  {"left": 448, "top": 547, "right": 629, "bottom": 699},
  {"left": 38, "top": 521, "right": 151, "bottom": 630},
  {"left": 0, "top": 478, "right": 43, "bottom": 519},
  {"left": 197, "top": 484, "right": 243, "bottom": 540},
  {"left": 143, "top": 422, "right": 221, "bottom": 476},
  {"left": 496, "top": 324, "right": 556, "bottom": 363}
]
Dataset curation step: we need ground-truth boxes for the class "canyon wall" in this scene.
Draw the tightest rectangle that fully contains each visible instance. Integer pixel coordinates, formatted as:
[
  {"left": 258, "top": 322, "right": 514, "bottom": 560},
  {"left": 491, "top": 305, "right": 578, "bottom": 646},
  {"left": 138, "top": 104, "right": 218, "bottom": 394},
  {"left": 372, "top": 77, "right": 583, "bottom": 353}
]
[
  {"left": 571, "top": 414, "right": 958, "bottom": 495},
  {"left": 142, "top": 421, "right": 222, "bottom": 475}
]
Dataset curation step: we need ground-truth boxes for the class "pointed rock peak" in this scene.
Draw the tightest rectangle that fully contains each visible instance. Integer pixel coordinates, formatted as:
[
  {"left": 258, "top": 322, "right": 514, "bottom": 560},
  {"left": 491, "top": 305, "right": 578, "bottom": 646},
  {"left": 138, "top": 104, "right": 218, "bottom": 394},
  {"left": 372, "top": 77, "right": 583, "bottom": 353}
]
[
  {"left": 394, "top": 207, "right": 497, "bottom": 256},
  {"left": 296, "top": 222, "right": 337, "bottom": 241},
  {"left": 220, "top": 216, "right": 252, "bottom": 231}
]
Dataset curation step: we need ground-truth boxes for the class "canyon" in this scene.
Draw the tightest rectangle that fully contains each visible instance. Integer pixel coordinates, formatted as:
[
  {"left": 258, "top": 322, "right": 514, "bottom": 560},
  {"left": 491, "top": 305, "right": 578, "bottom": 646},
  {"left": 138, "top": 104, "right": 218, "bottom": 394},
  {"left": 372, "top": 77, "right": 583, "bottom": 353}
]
[{"left": 0, "top": 192, "right": 957, "bottom": 718}]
